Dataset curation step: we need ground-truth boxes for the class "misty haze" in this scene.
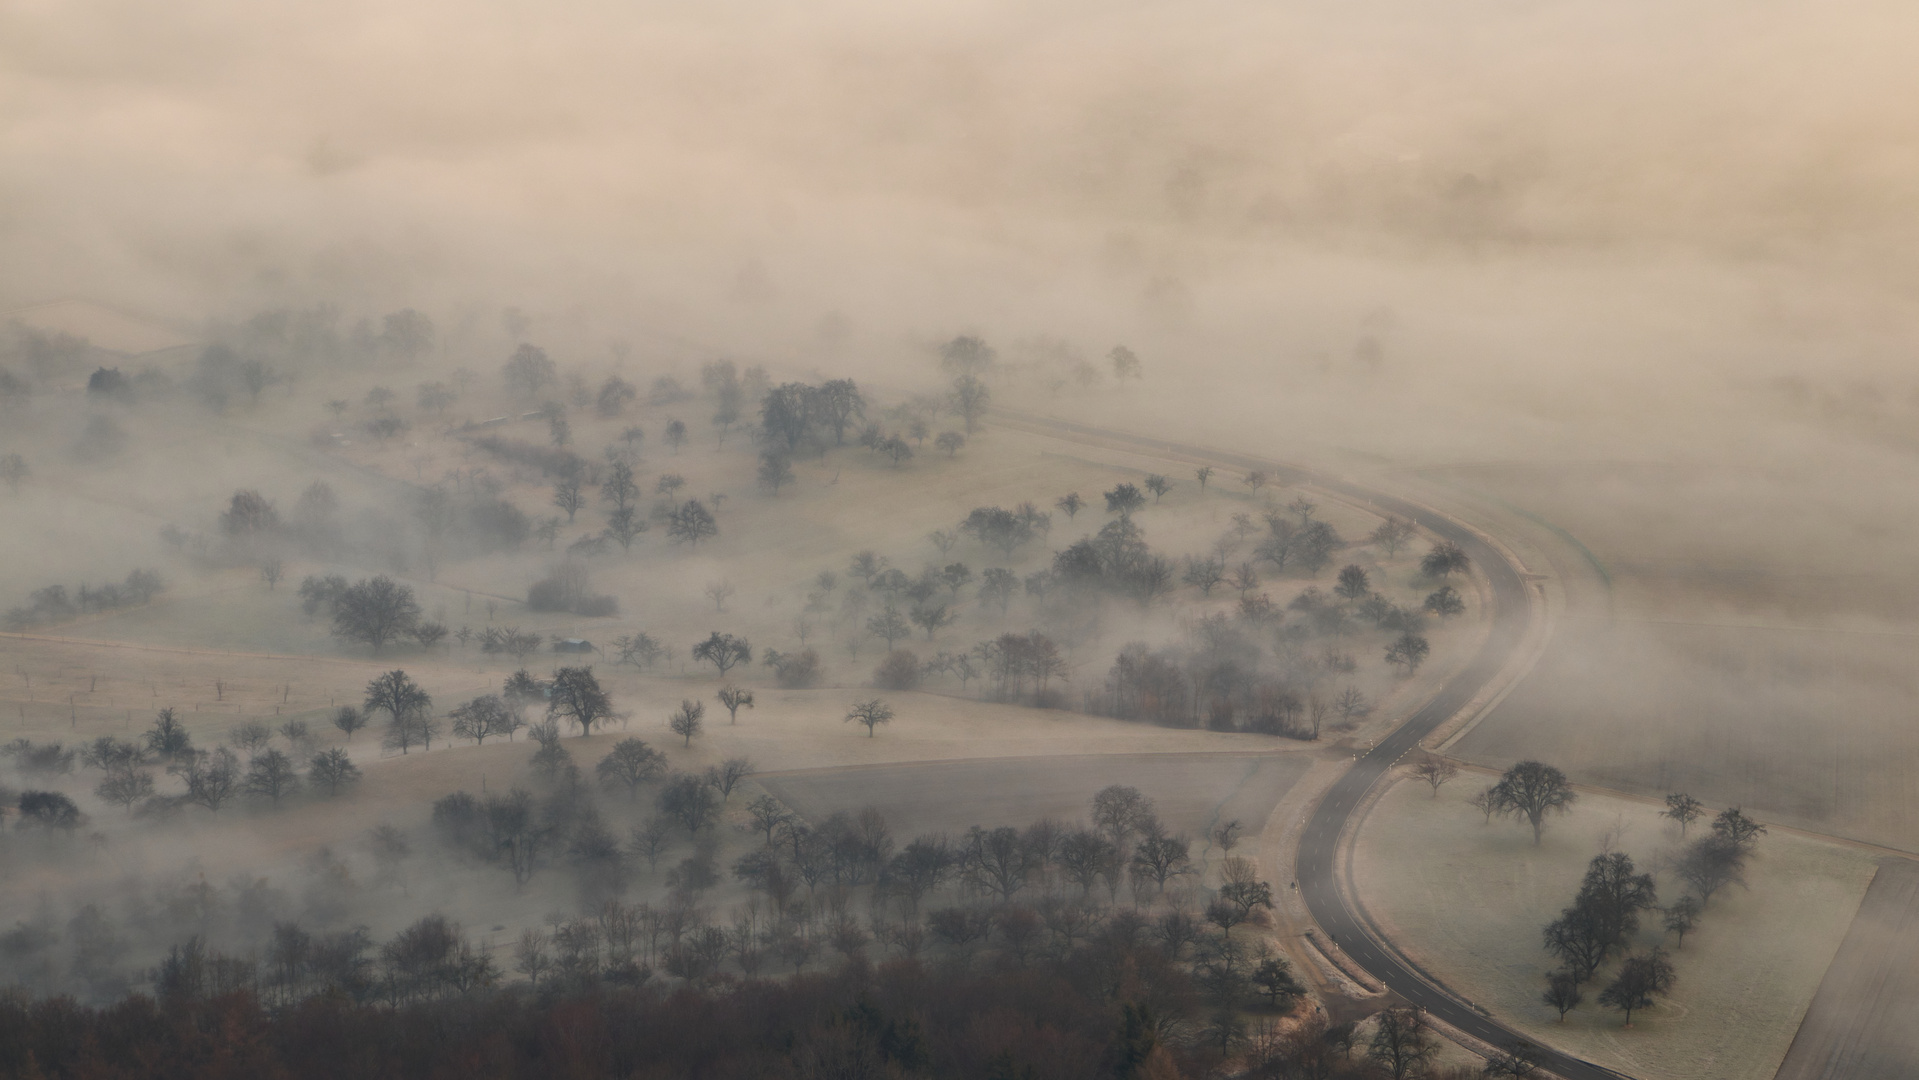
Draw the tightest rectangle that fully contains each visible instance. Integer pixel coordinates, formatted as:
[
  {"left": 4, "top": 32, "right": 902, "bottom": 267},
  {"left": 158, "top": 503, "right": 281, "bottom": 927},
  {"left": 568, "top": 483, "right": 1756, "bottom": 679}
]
[{"left": 3, "top": 1, "right": 1918, "bottom": 1077}]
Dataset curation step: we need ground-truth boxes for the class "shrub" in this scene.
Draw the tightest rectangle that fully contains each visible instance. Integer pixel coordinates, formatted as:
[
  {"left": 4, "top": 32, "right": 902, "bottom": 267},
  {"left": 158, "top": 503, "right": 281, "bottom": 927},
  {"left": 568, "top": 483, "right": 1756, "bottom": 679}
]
[{"left": 874, "top": 650, "right": 922, "bottom": 691}]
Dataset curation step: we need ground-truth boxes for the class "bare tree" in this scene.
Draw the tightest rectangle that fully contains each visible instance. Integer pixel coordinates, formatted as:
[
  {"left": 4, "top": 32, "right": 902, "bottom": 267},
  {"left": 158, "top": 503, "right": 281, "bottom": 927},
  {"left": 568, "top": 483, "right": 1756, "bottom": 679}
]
[
  {"left": 692, "top": 632, "right": 751, "bottom": 677},
  {"left": 1194, "top": 465, "right": 1212, "bottom": 491},
  {"left": 331, "top": 705, "right": 367, "bottom": 742},
  {"left": 717, "top": 686, "right": 754, "bottom": 725},
  {"left": 1598, "top": 951, "right": 1675, "bottom": 1026},
  {"left": 332, "top": 576, "right": 422, "bottom": 653},
  {"left": 1411, "top": 753, "right": 1458, "bottom": 797},
  {"left": 1369, "top": 518, "right": 1415, "bottom": 557},
  {"left": 1491, "top": 760, "right": 1577, "bottom": 844},
  {"left": 260, "top": 560, "right": 283, "bottom": 591},
  {"left": 1542, "top": 971, "right": 1583, "bottom": 1021},
  {"left": 308, "top": 748, "right": 362, "bottom": 796},
  {"left": 950, "top": 374, "right": 990, "bottom": 433},
  {"left": 1181, "top": 555, "right": 1226, "bottom": 595},
  {"left": 596, "top": 738, "right": 667, "bottom": 799},
  {"left": 669, "top": 700, "right": 705, "bottom": 747},
  {"left": 604, "top": 506, "right": 647, "bottom": 551},
  {"left": 707, "top": 757, "right": 755, "bottom": 799},
  {"left": 757, "top": 453, "right": 795, "bottom": 494},
  {"left": 1144, "top": 474, "right": 1172, "bottom": 502},
  {"left": 1242, "top": 471, "right": 1268, "bottom": 495},
  {"left": 1662, "top": 792, "right": 1706, "bottom": 837},
  {"left": 548, "top": 667, "right": 616, "bottom": 737},
  {"left": 553, "top": 479, "right": 584, "bottom": 523},
  {"left": 1055, "top": 492, "right": 1084, "bottom": 519},
  {"left": 935, "top": 431, "right": 965, "bottom": 457},
  {"left": 703, "top": 580, "right": 736, "bottom": 613},
  {"left": 1366, "top": 1007, "right": 1437, "bottom": 1080},
  {"left": 845, "top": 699, "right": 894, "bottom": 737},
  {"left": 666, "top": 500, "right": 718, "bottom": 546},
  {"left": 867, "top": 606, "right": 911, "bottom": 650}
]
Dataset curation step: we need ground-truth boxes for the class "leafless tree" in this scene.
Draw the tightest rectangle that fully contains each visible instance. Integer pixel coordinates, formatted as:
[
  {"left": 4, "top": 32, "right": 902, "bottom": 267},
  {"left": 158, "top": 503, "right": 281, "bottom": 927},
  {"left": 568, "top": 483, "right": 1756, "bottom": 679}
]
[
  {"left": 845, "top": 699, "right": 894, "bottom": 737},
  {"left": 669, "top": 700, "right": 705, "bottom": 747},
  {"left": 1411, "top": 753, "right": 1458, "bottom": 796},
  {"left": 717, "top": 686, "right": 754, "bottom": 725}
]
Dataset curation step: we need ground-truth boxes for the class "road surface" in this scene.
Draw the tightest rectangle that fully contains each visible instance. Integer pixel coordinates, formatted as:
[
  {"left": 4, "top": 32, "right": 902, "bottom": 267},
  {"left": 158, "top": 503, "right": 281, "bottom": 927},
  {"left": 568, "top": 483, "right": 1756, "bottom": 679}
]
[{"left": 996, "top": 411, "right": 1632, "bottom": 1080}]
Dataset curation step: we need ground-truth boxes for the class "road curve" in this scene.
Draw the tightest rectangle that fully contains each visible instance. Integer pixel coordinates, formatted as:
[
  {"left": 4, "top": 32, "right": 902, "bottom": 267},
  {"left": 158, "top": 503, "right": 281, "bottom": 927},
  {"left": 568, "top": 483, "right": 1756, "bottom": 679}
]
[{"left": 993, "top": 411, "right": 1632, "bottom": 1080}]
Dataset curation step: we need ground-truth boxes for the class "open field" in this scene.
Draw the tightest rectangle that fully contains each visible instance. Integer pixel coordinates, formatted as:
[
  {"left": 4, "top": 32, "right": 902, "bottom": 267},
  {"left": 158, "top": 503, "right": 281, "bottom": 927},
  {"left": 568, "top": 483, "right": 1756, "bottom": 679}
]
[
  {"left": 762, "top": 751, "right": 1311, "bottom": 846},
  {"left": 1774, "top": 858, "right": 1919, "bottom": 1080},
  {"left": 1351, "top": 777, "right": 1877, "bottom": 1080},
  {"left": 1451, "top": 619, "right": 1919, "bottom": 853}
]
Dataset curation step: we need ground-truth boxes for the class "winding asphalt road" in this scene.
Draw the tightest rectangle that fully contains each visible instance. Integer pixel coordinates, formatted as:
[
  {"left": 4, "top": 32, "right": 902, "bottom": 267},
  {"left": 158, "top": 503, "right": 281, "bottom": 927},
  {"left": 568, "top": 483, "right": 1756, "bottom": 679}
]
[{"left": 995, "top": 412, "right": 1632, "bottom": 1080}]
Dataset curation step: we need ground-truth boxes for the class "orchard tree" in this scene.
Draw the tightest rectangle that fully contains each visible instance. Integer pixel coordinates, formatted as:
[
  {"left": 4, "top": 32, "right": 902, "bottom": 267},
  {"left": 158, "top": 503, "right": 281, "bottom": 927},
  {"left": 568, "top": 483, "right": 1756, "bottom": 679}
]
[
  {"left": 552, "top": 479, "right": 584, "bottom": 523},
  {"left": 1491, "top": 760, "right": 1577, "bottom": 844},
  {"left": 449, "top": 695, "right": 518, "bottom": 744},
  {"left": 691, "top": 632, "right": 751, "bottom": 677},
  {"left": 1384, "top": 632, "right": 1430, "bottom": 673},
  {"left": 1424, "top": 586, "right": 1465, "bottom": 618},
  {"left": 666, "top": 500, "right": 718, "bottom": 546},
  {"left": 707, "top": 757, "right": 755, "bottom": 800},
  {"left": 935, "top": 431, "right": 965, "bottom": 457},
  {"left": 332, "top": 705, "right": 368, "bottom": 742},
  {"left": 659, "top": 772, "right": 719, "bottom": 834},
  {"left": 758, "top": 453, "right": 795, "bottom": 494},
  {"left": 1194, "top": 466, "right": 1212, "bottom": 491},
  {"left": 1056, "top": 492, "right": 1084, "bottom": 519},
  {"left": 1411, "top": 753, "right": 1457, "bottom": 796},
  {"left": 596, "top": 738, "right": 667, "bottom": 799},
  {"left": 601, "top": 461, "right": 640, "bottom": 512},
  {"left": 308, "top": 748, "right": 362, "bottom": 796},
  {"left": 867, "top": 606, "right": 912, "bottom": 650},
  {"left": 846, "top": 699, "right": 894, "bottom": 737},
  {"left": 950, "top": 374, "right": 990, "bottom": 433},
  {"left": 717, "top": 685, "right": 755, "bottom": 725},
  {"left": 548, "top": 667, "right": 615, "bottom": 736},
  {"left": 1367, "top": 1007, "right": 1437, "bottom": 1080},
  {"left": 244, "top": 749, "right": 302, "bottom": 805},
  {"left": 1662, "top": 792, "right": 1706, "bottom": 837},
  {"left": 1421, "top": 541, "right": 1470, "bottom": 578},
  {"left": 1370, "top": 517, "right": 1415, "bottom": 557},
  {"left": 1335, "top": 565, "right": 1370, "bottom": 600},
  {"left": 1599, "top": 951, "right": 1676, "bottom": 1026},
  {"left": 95, "top": 769, "right": 154, "bottom": 812},
  {"left": 1144, "top": 475, "right": 1171, "bottom": 502},
  {"left": 669, "top": 700, "right": 705, "bottom": 747},
  {"left": 144, "top": 708, "right": 194, "bottom": 760},
  {"left": 502, "top": 344, "right": 557, "bottom": 399},
  {"left": 1542, "top": 971, "right": 1583, "bottom": 1021},
  {"left": 332, "top": 576, "right": 422, "bottom": 653},
  {"left": 1104, "top": 483, "right": 1146, "bottom": 517}
]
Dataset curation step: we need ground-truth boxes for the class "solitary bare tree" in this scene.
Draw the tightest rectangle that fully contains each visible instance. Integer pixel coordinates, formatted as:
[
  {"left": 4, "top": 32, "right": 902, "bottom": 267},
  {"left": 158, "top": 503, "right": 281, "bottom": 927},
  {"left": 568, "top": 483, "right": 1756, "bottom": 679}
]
[
  {"left": 845, "top": 699, "right": 894, "bottom": 738},
  {"left": 1411, "top": 753, "right": 1458, "bottom": 797}
]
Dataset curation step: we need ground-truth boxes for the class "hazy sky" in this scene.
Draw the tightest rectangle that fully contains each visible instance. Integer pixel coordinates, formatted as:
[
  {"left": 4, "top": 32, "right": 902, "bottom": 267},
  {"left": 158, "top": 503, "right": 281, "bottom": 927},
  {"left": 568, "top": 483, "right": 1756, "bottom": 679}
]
[{"left": 6, "top": 0, "right": 1919, "bottom": 326}]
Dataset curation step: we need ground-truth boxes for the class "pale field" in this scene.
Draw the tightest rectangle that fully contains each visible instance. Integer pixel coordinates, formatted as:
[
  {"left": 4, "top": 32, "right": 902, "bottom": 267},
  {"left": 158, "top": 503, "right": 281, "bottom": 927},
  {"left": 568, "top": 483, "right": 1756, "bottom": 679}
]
[
  {"left": 1773, "top": 858, "right": 1919, "bottom": 1080},
  {"left": 1351, "top": 777, "right": 1878, "bottom": 1080},
  {"left": 1453, "top": 620, "right": 1919, "bottom": 854}
]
